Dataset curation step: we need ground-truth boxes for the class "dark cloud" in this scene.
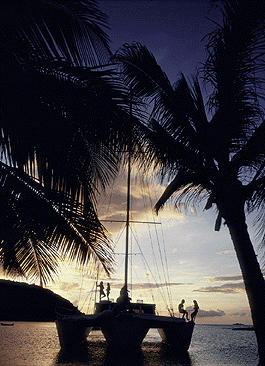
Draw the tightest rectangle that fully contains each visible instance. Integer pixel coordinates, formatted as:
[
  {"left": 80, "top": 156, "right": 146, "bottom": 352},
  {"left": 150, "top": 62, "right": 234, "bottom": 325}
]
[
  {"left": 97, "top": 174, "right": 168, "bottom": 234},
  {"left": 133, "top": 282, "right": 193, "bottom": 290},
  {"left": 185, "top": 306, "right": 225, "bottom": 317},
  {"left": 196, "top": 309, "right": 226, "bottom": 318},
  {"left": 210, "top": 275, "right": 242, "bottom": 282},
  {"left": 193, "top": 282, "right": 245, "bottom": 294},
  {"left": 107, "top": 282, "right": 192, "bottom": 290},
  {"left": 231, "top": 312, "right": 248, "bottom": 317}
]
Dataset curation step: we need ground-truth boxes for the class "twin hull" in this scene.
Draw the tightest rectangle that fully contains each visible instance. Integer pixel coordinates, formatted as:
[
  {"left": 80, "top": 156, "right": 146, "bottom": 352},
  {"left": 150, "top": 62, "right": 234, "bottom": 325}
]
[
  {"left": 56, "top": 308, "right": 194, "bottom": 352},
  {"left": 100, "top": 314, "right": 150, "bottom": 349},
  {"left": 56, "top": 316, "right": 94, "bottom": 352}
]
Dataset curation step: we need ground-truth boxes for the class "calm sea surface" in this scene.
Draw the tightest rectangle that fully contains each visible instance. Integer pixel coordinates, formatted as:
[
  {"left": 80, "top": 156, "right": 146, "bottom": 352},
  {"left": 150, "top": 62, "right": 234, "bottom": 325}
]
[{"left": 0, "top": 322, "right": 259, "bottom": 366}]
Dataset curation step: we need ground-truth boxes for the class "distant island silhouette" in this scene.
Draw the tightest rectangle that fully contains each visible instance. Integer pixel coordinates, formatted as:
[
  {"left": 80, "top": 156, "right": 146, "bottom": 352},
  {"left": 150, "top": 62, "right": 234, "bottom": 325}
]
[{"left": 0, "top": 279, "right": 80, "bottom": 321}]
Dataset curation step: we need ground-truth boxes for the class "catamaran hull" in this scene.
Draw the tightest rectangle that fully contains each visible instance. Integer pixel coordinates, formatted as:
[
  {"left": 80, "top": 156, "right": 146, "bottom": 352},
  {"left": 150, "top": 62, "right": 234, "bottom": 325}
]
[
  {"left": 158, "top": 321, "right": 194, "bottom": 351},
  {"left": 56, "top": 316, "right": 95, "bottom": 352},
  {"left": 100, "top": 315, "right": 150, "bottom": 349}
]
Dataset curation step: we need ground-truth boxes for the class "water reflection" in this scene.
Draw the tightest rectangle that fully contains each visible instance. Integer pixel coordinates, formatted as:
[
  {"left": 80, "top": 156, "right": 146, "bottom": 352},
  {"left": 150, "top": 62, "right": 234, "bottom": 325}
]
[
  {"left": 57, "top": 346, "right": 91, "bottom": 364},
  {"left": 160, "top": 344, "right": 192, "bottom": 365},
  {"left": 56, "top": 342, "right": 193, "bottom": 366},
  {"left": 103, "top": 346, "right": 145, "bottom": 366}
]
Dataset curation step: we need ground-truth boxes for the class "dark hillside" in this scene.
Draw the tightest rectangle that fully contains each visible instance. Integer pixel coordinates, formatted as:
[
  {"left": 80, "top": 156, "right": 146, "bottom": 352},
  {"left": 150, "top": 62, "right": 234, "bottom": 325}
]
[{"left": 0, "top": 279, "right": 80, "bottom": 321}]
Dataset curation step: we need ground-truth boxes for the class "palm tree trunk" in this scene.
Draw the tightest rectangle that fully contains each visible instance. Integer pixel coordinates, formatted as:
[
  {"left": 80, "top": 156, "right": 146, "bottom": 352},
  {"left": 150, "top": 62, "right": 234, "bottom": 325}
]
[{"left": 221, "top": 202, "right": 265, "bottom": 365}]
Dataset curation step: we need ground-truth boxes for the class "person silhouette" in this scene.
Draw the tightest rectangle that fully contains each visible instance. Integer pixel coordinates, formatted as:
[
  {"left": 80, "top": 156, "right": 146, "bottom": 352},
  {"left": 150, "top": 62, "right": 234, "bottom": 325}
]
[
  {"left": 106, "top": 283, "right": 110, "bottom": 301},
  {"left": 191, "top": 300, "right": 199, "bottom": 322},
  {"left": 178, "top": 299, "right": 189, "bottom": 320},
  {"left": 115, "top": 286, "right": 132, "bottom": 313},
  {"left": 98, "top": 281, "right": 106, "bottom": 300},
  {"left": 117, "top": 285, "right": 131, "bottom": 302}
]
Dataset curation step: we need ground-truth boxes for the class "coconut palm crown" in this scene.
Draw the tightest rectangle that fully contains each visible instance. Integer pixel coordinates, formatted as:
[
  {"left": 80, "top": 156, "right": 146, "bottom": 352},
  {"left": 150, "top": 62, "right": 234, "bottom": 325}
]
[
  {"left": 113, "top": 0, "right": 265, "bottom": 363},
  {"left": 0, "top": 0, "right": 133, "bottom": 284}
]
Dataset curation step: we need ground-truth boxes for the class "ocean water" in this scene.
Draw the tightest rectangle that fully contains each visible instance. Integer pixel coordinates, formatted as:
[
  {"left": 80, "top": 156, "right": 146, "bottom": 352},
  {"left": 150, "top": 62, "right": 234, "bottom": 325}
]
[{"left": 0, "top": 322, "right": 259, "bottom": 366}]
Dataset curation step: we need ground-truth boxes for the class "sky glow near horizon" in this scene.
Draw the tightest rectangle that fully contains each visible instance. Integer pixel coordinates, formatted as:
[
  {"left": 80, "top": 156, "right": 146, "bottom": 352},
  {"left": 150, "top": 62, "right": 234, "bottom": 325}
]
[
  {"left": 1, "top": 0, "right": 264, "bottom": 325},
  {"left": 49, "top": 170, "right": 261, "bottom": 325},
  {"left": 2, "top": 171, "right": 261, "bottom": 324}
]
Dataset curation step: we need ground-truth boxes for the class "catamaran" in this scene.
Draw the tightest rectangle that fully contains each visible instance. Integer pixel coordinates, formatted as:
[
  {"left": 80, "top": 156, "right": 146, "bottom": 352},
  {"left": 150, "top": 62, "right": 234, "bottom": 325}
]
[
  {"left": 56, "top": 173, "right": 194, "bottom": 352},
  {"left": 56, "top": 108, "right": 194, "bottom": 352}
]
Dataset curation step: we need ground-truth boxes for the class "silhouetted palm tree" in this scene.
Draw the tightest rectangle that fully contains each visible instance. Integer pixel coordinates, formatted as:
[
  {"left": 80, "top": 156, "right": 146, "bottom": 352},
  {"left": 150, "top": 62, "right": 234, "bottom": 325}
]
[
  {"left": 113, "top": 1, "right": 265, "bottom": 363},
  {"left": 0, "top": 0, "right": 132, "bottom": 284}
]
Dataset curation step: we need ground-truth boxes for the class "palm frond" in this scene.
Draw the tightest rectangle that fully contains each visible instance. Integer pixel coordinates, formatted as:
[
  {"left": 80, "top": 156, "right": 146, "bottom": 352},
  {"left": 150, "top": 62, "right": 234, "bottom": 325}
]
[
  {"left": 113, "top": 43, "right": 226, "bottom": 179},
  {"left": 113, "top": 44, "right": 201, "bottom": 145},
  {"left": 0, "top": 0, "right": 111, "bottom": 67},
  {"left": 113, "top": 42, "right": 173, "bottom": 101},
  {"left": 114, "top": 46, "right": 196, "bottom": 147},
  {"left": 0, "top": 0, "right": 122, "bottom": 281},
  {"left": 231, "top": 119, "right": 265, "bottom": 176},
  {"left": 245, "top": 175, "right": 265, "bottom": 247},
  {"left": 155, "top": 177, "right": 210, "bottom": 215},
  {"left": 0, "top": 162, "right": 114, "bottom": 284},
  {"left": 150, "top": 120, "right": 202, "bottom": 174},
  {"left": 156, "top": 75, "right": 199, "bottom": 141},
  {"left": 1, "top": 0, "right": 123, "bottom": 209},
  {"left": 203, "top": 0, "right": 265, "bottom": 152},
  {"left": 1, "top": 61, "right": 132, "bottom": 204},
  {"left": 189, "top": 77, "right": 209, "bottom": 134},
  {"left": 155, "top": 170, "right": 190, "bottom": 213}
]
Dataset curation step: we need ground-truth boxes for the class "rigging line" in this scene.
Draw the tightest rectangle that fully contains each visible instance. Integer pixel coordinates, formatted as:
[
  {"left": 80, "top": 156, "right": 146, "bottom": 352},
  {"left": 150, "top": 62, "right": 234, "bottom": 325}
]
[
  {"left": 138, "top": 178, "right": 160, "bottom": 278},
  {"left": 130, "top": 225, "right": 133, "bottom": 296},
  {"left": 77, "top": 267, "right": 85, "bottom": 311},
  {"left": 85, "top": 263, "right": 99, "bottom": 314},
  {"left": 149, "top": 179, "right": 175, "bottom": 312},
  {"left": 78, "top": 259, "right": 97, "bottom": 311},
  {"left": 84, "top": 284, "right": 93, "bottom": 313},
  {"left": 113, "top": 230, "right": 133, "bottom": 292},
  {"left": 146, "top": 217, "right": 164, "bottom": 297},
  {"left": 101, "top": 220, "right": 160, "bottom": 224},
  {"left": 114, "top": 255, "right": 125, "bottom": 273},
  {"left": 131, "top": 227, "right": 168, "bottom": 309},
  {"left": 151, "top": 202, "right": 172, "bottom": 314},
  {"left": 113, "top": 225, "right": 126, "bottom": 251},
  {"left": 98, "top": 172, "right": 117, "bottom": 221},
  {"left": 141, "top": 176, "right": 174, "bottom": 313},
  {"left": 160, "top": 215, "right": 174, "bottom": 312},
  {"left": 80, "top": 267, "right": 92, "bottom": 313},
  {"left": 129, "top": 227, "right": 158, "bottom": 307},
  {"left": 85, "top": 282, "right": 96, "bottom": 314},
  {"left": 94, "top": 262, "right": 100, "bottom": 307},
  {"left": 129, "top": 247, "right": 157, "bottom": 306},
  {"left": 74, "top": 259, "right": 96, "bottom": 312},
  {"left": 139, "top": 178, "right": 167, "bottom": 302}
]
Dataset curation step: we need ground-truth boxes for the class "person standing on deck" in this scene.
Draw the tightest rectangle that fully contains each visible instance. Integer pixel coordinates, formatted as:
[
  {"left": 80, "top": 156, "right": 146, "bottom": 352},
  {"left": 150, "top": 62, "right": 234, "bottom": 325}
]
[
  {"left": 106, "top": 283, "right": 110, "bottom": 301},
  {"left": 98, "top": 281, "right": 106, "bottom": 300}
]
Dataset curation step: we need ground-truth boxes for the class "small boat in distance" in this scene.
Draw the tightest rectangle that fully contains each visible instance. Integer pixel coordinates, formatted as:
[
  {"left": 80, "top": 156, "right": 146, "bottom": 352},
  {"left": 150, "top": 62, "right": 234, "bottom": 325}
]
[
  {"left": 232, "top": 325, "right": 254, "bottom": 331},
  {"left": 1, "top": 323, "right": 14, "bottom": 326}
]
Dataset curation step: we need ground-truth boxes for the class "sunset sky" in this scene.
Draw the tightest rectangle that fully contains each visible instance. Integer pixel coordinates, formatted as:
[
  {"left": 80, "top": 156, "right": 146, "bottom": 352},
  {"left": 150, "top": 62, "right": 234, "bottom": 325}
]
[
  {"left": 2, "top": 0, "right": 264, "bottom": 325},
  {"left": 48, "top": 170, "right": 261, "bottom": 325}
]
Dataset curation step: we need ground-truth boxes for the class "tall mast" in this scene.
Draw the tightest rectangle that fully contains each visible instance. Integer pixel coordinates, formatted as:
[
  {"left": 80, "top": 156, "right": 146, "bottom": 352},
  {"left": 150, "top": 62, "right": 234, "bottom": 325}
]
[{"left": 124, "top": 92, "right": 133, "bottom": 292}]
